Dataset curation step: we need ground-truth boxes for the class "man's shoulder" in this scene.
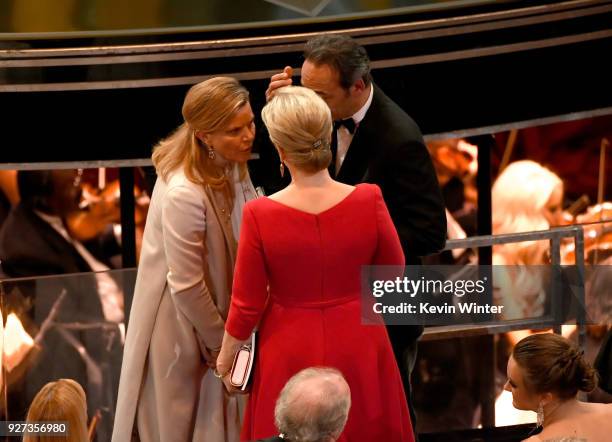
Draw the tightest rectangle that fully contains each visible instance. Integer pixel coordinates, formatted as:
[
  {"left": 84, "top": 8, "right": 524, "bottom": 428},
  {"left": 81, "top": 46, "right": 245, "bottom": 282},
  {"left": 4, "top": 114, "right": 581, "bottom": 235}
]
[
  {"left": 0, "top": 204, "right": 68, "bottom": 275},
  {"left": 0, "top": 203, "right": 45, "bottom": 242},
  {"left": 364, "top": 84, "right": 422, "bottom": 141}
]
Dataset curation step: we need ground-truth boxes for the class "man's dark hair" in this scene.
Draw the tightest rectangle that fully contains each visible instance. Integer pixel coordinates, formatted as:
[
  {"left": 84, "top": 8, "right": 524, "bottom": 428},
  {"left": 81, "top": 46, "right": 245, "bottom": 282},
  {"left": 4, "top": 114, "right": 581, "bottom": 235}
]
[
  {"left": 17, "top": 170, "right": 53, "bottom": 208},
  {"left": 304, "top": 34, "right": 372, "bottom": 90}
]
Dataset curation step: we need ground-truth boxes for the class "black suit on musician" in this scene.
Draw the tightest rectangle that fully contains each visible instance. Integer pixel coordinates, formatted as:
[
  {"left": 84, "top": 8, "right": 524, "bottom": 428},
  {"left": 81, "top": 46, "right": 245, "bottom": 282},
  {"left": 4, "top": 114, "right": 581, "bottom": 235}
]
[
  {"left": 0, "top": 203, "right": 117, "bottom": 278},
  {"left": 0, "top": 202, "right": 122, "bottom": 441},
  {"left": 253, "top": 84, "right": 446, "bottom": 437}
]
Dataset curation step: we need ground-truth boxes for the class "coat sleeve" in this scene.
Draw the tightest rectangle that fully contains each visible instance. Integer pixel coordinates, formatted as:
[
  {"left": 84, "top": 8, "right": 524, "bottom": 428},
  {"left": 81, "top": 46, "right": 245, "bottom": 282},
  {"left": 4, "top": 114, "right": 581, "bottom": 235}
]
[
  {"left": 373, "top": 185, "right": 406, "bottom": 267},
  {"left": 384, "top": 136, "right": 447, "bottom": 261},
  {"left": 225, "top": 203, "right": 268, "bottom": 340},
  {"left": 161, "top": 184, "right": 225, "bottom": 350}
]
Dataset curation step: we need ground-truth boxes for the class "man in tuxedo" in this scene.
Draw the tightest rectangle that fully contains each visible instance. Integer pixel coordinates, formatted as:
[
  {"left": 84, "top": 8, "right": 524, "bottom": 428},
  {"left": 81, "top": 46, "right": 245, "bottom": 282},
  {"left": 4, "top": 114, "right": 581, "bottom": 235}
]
[
  {"left": 0, "top": 170, "right": 124, "bottom": 441},
  {"left": 261, "top": 34, "right": 447, "bottom": 437}
]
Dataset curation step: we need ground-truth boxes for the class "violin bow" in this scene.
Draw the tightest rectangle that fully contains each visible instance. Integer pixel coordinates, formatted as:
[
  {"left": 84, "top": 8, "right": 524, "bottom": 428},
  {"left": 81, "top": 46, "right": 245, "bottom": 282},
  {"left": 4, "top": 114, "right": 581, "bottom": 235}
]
[
  {"left": 597, "top": 138, "right": 608, "bottom": 206},
  {"left": 88, "top": 409, "right": 101, "bottom": 441},
  {"left": 499, "top": 128, "right": 518, "bottom": 173},
  {"left": 594, "top": 137, "right": 609, "bottom": 263}
]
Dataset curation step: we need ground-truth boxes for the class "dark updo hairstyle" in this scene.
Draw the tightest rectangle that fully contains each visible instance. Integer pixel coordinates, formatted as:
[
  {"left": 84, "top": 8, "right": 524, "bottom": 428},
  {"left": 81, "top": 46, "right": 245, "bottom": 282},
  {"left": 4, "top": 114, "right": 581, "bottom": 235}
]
[{"left": 513, "top": 333, "right": 598, "bottom": 399}]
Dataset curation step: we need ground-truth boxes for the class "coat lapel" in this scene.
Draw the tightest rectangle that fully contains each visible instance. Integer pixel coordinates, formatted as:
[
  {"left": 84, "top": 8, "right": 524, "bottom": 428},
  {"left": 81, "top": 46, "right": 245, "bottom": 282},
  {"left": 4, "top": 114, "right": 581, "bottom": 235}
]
[{"left": 336, "top": 85, "right": 381, "bottom": 184}]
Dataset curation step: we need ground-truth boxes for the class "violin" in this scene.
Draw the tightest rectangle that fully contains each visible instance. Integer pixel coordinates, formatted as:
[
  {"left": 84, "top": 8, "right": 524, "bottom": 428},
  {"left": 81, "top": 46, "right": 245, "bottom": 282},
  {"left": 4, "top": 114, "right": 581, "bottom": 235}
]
[
  {"left": 0, "top": 170, "right": 19, "bottom": 205},
  {"left": 560, "top": 137, "right": 609, "bottom": 264},
  {"left": 66, "top": 179, "right": 149, "bottom": 260},
  {"left": 428, "top": 138, "right": 478, "bottom": 205},
  {"left": 429, "top": 139, "right": 476, "bottom": 182},
  {"left": 560, "top": 201, "right": 612, "bottom": 265}
]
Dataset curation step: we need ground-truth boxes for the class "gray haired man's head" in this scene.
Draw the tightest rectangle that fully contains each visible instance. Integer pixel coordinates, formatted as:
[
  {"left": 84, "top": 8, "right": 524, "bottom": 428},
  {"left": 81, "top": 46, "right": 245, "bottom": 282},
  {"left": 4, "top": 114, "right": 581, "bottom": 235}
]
[{"left": 274, "top": 367, "right": 351, "bottom": 442}]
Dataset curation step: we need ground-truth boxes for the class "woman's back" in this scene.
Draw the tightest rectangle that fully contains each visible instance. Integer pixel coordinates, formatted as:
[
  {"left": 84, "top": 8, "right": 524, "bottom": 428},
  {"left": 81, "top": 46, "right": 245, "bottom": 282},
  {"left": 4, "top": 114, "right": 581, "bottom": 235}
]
[
  {"left": 267, "top": 181, "right": 355, "bottom": 215},
  {"left": 228, "top": 182, "right": 412, "bottom": 441},
  {"left": 527, "top": 403, "right": 612, "bottom": 442},
  {"left": 249, "top": 183, "right": 396, "bottom": 306}
]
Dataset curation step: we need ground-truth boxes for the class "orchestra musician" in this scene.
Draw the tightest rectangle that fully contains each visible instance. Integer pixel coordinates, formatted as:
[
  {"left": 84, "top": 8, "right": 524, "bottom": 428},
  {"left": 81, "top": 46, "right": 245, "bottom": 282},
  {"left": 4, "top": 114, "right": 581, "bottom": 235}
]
[{"left": 492, "top": 160, "right": 564, "bottom": 320}]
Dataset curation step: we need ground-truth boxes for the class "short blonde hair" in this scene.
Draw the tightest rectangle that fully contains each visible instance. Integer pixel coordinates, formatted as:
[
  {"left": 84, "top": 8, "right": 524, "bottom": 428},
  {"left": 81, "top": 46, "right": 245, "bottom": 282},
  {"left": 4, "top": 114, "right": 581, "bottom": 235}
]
[
  {"left": 262, "top": 86, "right": 332, "bottom": 174},
  {"left": 152, "top": 77, "right": 249, "bottom": 188},
  {"left": 24, "top": 379, "right": 88, "bottom": 442},
  {"left": 493, "top": 160, "right": 563, "bottom": 264}
]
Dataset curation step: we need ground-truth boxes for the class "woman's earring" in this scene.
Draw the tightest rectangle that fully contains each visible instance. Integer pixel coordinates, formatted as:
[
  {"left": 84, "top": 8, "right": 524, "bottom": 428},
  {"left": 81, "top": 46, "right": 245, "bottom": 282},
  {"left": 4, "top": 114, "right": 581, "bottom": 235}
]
[
  {"left": 537, "top": 401, "right": 544, "bottom": 427},
  {"left": 279, "top": 161, "right": 285, "bottom": 178},
  {"left": 208, "top": 147, "right": 216, "bottom": 160}
]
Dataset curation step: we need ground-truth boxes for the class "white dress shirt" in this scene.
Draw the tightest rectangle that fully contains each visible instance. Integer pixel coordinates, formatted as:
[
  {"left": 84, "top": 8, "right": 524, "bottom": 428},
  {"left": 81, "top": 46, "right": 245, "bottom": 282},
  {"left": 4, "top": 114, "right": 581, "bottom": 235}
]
[
  {"left": 335, "top": 84, "right": 374, "bottom": 175},
  {"left": 34, "top": 210, "right": 125, "bottom": 324}
]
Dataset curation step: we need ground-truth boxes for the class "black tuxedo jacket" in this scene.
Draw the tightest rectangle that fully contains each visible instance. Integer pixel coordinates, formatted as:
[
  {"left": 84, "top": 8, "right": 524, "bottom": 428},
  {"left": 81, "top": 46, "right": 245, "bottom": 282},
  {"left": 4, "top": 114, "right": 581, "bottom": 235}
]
[
  {"left": 0, "top": 203, "right": 120, "bottom": 439},
  {"left": 335, "top": 84, "right": 446, "bottom": 263},
  {"left": 1, "top": 203, "right": 97, "bottom": 277},
  {"left": 252, "top": 84, "right": 446, "bottom": 264}
]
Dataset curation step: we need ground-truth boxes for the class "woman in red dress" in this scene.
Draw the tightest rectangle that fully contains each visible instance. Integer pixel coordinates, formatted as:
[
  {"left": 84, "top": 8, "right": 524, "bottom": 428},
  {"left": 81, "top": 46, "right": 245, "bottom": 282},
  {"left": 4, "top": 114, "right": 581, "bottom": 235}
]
[{"left": 217, "top": 86, "right": 413, "bottom": 442}]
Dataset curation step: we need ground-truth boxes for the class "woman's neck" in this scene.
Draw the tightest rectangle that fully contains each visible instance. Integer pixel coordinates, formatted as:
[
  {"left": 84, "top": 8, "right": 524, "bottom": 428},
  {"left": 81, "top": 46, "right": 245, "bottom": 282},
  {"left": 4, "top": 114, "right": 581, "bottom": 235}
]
[
  {"left": 212, "top": 151, "right": 231, "bottom": 168},
  {"left": 288, "top": 168, "right": 333, "bottom": 189},
  {"left": 543, "top": 397, "right": 579, "bottom": 427}
]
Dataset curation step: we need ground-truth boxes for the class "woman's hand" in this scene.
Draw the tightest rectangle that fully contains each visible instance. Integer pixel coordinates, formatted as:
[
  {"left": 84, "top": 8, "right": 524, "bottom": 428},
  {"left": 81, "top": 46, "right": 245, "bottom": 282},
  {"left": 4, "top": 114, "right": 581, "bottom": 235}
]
[
  {"left": 216, "top": 330, "right": 250, "bottom": 394},
  {"left": 206, "top": 349, "right": 220, "bottom": 370},
  {"left": 214, "top": 359, "right": 231, "bottom": 380},
  {"left": 221, "top": 372, "right": 246, "bottom": 395},
  {"left": 214, "top": 362, "right": 247, "bottom": 395}
]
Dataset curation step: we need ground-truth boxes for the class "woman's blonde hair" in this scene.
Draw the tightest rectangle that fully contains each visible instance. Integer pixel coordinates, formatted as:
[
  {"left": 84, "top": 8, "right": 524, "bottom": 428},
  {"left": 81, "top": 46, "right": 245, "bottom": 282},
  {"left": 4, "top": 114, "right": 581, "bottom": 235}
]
[
  {"left": 23, "top": 379, "right": 88, "bottom": 442},
  {"left": 493, "top": 160, "right": 563, "bottom": 265},
  {"left": 152, "top": 77, "right": 250, "bottom": 188},
  {"left": 261, "top": 86, "right": 332, "bottom": 174}
]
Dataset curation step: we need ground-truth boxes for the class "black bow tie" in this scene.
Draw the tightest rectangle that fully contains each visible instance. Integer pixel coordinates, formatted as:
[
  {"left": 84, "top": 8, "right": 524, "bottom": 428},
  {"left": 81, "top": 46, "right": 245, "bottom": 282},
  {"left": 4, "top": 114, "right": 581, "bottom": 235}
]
[{"left": 334, "top": 118, "right": 357, "bottom": 135}]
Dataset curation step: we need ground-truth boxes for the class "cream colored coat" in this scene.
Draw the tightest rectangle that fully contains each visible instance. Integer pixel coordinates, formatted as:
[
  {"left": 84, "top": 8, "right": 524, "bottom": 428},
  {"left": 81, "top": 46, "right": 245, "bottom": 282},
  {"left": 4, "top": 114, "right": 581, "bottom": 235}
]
[{"left": 112, "top": 167, "right": 253, "bottom": 442}]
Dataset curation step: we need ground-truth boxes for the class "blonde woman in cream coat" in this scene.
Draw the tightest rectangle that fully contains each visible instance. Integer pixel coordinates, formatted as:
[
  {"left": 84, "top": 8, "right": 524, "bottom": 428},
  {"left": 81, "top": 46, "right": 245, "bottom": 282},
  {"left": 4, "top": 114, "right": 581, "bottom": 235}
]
[{"left": 112, "top": 77, "right": 257, "bottom": 442}]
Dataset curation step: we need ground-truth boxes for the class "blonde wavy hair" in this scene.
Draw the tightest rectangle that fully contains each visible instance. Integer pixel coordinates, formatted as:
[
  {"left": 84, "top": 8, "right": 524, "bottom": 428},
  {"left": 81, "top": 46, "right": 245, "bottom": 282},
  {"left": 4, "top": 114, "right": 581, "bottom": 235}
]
[
  {"left": 152, "top": 77, "right": 250, "bottom": 189},
  {"left": 261, "top": 86, "right": 332, "bottom": 174},
  {"left": 23, "top": 379, "right": 88, "bottom": 442},
  {"left": 493, "top": 160, "right": 563, "bottom": 265}
]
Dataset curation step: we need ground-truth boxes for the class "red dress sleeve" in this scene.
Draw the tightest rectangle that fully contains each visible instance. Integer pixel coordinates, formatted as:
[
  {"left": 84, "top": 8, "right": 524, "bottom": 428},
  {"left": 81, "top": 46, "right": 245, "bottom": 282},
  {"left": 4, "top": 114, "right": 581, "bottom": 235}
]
[
  {"left": 226, "top": 202, "right": 269, "bottom": 340},
  {"left": 372, "top": 185, "right": 406, "bottom": 266}
]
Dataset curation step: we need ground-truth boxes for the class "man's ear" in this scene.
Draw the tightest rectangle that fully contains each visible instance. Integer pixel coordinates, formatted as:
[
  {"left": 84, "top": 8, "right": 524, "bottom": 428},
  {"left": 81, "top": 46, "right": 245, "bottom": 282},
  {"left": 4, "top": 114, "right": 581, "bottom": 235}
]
[{"left": 351, "top": 78, "right": 366, "bottom": 94}]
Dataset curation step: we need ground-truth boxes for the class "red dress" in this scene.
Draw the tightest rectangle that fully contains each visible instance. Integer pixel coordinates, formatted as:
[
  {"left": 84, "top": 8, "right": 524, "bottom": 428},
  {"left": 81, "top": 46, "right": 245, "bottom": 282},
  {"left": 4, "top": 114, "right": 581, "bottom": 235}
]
[{"left": 226, "top": 183, "right": 413, "bottom": 442}]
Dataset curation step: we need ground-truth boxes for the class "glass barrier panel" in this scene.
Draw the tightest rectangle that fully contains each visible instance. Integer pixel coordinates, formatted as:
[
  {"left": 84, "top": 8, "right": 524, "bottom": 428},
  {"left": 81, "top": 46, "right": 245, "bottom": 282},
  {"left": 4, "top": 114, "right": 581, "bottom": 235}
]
[{"left": 1, "top": 268, "right": 136, "bottom": 441}]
